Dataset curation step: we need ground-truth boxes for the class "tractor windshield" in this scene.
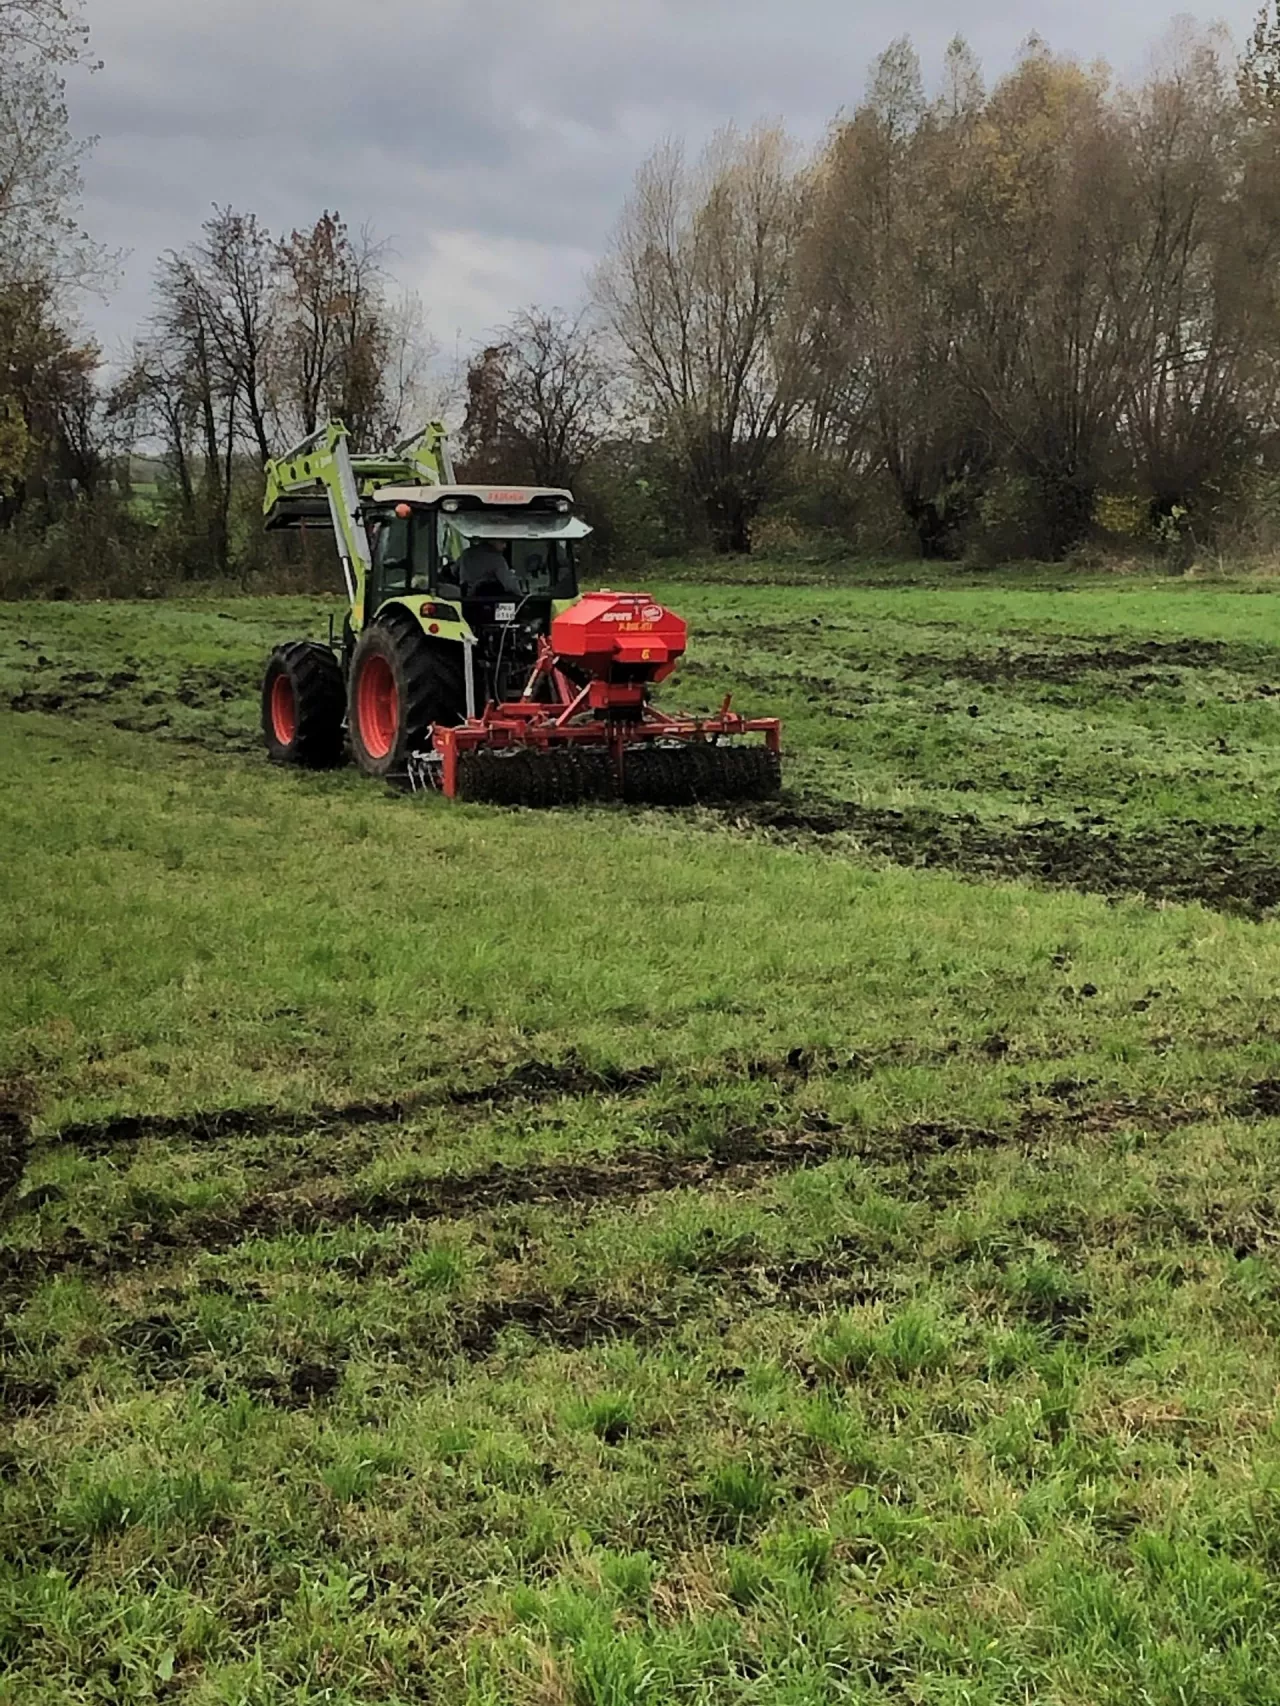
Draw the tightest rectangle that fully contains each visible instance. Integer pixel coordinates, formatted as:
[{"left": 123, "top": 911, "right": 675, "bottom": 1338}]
[{"left": 437, "top": 515, "right": 578, "bottom": 602}]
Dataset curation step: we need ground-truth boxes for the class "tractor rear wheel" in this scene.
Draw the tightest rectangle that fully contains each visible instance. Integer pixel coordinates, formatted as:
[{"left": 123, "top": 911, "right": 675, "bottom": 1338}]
[
  {"left": 261, "top": 641, "right": 346, "bottom": 768},
  {"left": 348, "top": 617, "right": 466, "bottom": 778}
]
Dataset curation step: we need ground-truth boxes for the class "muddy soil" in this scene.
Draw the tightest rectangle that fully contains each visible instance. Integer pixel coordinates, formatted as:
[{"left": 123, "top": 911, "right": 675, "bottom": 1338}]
[
  {"left": 449, "top": 1053, "right": 662, "bottom": 1106},
  {"left": 452, "top": 1241, "right": 885, "bottom": 1362},
  {"left": 30, "top": 1035, "right": 1084, "bottom": 1158},
  {"left": 10, "top": 1078, "right": 1278, "bottom": 1413},
  {"left": 46, "top": 1052, "right": 662, "bottom": 1154},
  {"left": 718, "top": 796, "right": 1280, "bottom": 918},
  {"left": 0, "top": 1121, "right": 850, "bottom": 1293},
  {"left": 97, "top": 1241, "right": 888, "bottom": 1403},
  {"left": 50, "top": 1095, "right": 417, "bottom": 1154},
  {"left": 893, "top": 636, "right": 1273, "bottom": 687},
  {"left": 6, "top": 658, "right": 258, "bottom": 751},
  {"left": 0, "top": 1082, "right": 32, "bottom": 1221},
  {"left": 11, "top": 627, "right": 1278, "bottom": 918}
]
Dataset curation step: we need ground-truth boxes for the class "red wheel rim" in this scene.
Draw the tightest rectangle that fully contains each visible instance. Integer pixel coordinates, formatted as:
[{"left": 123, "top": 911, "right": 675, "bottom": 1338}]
[
  {"left": 356, "top": 654, "right": 398, "bottom": 759},
  {"left": 270, "top": 673, "right": 296, "bottom": 745}
]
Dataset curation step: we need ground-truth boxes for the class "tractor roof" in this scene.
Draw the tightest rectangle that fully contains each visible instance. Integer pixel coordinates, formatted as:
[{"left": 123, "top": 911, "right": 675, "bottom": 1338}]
[{"left": 371, "top": 483, "right": 575, "bottom": 509}]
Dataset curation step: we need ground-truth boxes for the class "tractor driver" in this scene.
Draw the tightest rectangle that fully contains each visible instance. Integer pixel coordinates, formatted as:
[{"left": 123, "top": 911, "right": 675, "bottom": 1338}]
[{"left": 457, "top": 538, "right": 521, "bottom": 598}]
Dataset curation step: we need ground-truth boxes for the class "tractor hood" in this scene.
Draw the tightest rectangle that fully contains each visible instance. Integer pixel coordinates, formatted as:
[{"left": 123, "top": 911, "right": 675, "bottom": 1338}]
[{"left": 448, "top": 511, "right": 593, "bottom": 542}]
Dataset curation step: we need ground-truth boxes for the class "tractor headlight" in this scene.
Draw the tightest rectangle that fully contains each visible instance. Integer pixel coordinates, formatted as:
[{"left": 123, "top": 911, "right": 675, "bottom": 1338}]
[
  {"left": 442, "top": 497, "right": 459, "bottom": 512},
  {"left": 556, "top": 499, "right": 571, "bottom": 514}
]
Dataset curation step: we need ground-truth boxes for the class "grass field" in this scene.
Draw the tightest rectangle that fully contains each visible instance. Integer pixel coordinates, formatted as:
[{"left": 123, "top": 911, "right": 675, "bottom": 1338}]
[{"left": 5, "top": 565, "right": 1280, "bottom": 1703}]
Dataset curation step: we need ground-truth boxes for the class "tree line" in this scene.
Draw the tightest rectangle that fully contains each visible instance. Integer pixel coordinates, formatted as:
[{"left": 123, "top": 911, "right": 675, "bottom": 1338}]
[
  {"left": 584, "top": 15, "right": 1280, "bottom": 561},
  {"left": 8, "top": 4, "right": 1280, "bottom": 594}
]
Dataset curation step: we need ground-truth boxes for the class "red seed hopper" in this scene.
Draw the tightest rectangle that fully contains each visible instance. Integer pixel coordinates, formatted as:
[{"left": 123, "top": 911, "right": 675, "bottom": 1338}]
[{"left": 424, "top": 590, "right": 782, "bottom": 805}]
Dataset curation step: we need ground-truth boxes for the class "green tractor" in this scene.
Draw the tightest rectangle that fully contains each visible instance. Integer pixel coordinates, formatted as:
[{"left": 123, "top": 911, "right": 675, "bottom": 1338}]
[
  {"left": 261, "top": 420, "right": 591, "bottom": 778},
  {"left": 260, "top": 420, "right": 782, "bottom": 804}
]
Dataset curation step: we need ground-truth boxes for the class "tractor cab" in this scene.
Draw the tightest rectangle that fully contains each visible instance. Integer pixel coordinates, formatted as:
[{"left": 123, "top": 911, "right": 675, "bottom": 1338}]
[
  {"left": 367, "top": 485, "right": 591, "bottom": 702},
  {"left": 367, "top": 485, "right": 585, "bottom": 603}
]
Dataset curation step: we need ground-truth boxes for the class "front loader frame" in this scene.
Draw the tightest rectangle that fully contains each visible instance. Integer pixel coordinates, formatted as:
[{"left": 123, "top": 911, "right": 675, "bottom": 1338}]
[{"left": 263, "top": 420, "right": 456, "bottom": 630}]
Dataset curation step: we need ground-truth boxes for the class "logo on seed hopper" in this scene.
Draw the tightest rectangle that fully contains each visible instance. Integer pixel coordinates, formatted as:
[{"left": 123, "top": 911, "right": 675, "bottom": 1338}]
[{"left": 642, "top": 604, "right": 663, "bottom": 622}]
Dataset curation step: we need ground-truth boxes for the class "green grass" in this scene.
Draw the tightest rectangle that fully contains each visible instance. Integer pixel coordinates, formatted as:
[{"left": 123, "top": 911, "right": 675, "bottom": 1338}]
[{"left": 5, "top": 563, "right": 1280, "bottom": 1702}]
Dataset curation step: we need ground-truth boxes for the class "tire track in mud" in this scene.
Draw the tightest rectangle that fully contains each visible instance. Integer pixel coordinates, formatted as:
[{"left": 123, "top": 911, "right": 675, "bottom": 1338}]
[
  {"left": 33, "top": 1035, "right": 1059, "bottom": 1154},
  {"left": 0, "top": 1122, "right": 863, "bottom": 1295},
  {"left": 892, "top": 635, "right": 1280, "bottom": 688},
  {"left": 707, "top": 796, "right": 1280, "bottom": 920},
  {"left": 7, "top": 1077, "right": 1280, "bottom": 1299},
  {"left": 39, "top": 1053, "right": 665, "bottom": 1154},
  {"left": 16, "top": 637, "right": 1280, "bottom": 919},
  {"left": 9, "top": 1080, "right": 1280, "bottom": 1413},
  {"left": 0, "top": 1081, "right": 33, "bottom": 1222},
  {"left": 14, "top": 1239, "right": 889, "bottom": 1419}
]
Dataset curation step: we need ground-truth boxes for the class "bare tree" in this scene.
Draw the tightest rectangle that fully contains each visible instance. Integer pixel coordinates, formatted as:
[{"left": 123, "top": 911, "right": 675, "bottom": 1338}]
[
  {"left": 140, "top": 252, "right": 239, "bottom": 573},
  {"left": 192, "top": 207, "right": 279, "bottom": 464},
  {"left": 0, "top": 279, "right": 99, "bottom": 523},
  {"left": 274, "top": 213, "right": 421, "bottom": 444},
  {"left": 801, "top": 39, "right": 992, "bottom": 556},
  {"left": 1109, "top": 29, "right": 1267, "bottom": 525},
  {"left": 460, "top": 308, "right": 614, "bottom": 487},
  {"left": 112, "top": 340, "right": 195, "bottom": 521},
  {"left": 942, "top": 45, "right": 1131, "bottom": 554},
  {"left": 378, "top": 290, "right": 437, "bottom": 442},
  {"left": 1240, "top": 0, "right": 1280, "bottom": 118},
  {"left": 0, "top": 1, "right": 91, "bottom": 63},
  {"left": 597, "top": 125, "right": 811, "bottom": 552},
  {"left": 275, "top": 212, "right": 344, "bottom": 438},
  {"left": 458, "top": 344, "right": 508, "bottom": 478},
  {"left": 0, "top": 0, "right": 101, "bottom": 292}
]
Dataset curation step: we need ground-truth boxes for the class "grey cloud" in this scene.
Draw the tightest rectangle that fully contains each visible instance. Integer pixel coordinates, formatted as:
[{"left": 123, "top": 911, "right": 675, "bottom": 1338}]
[{"left": 70, "top": 0, "right": 1263, "bottom": 372}]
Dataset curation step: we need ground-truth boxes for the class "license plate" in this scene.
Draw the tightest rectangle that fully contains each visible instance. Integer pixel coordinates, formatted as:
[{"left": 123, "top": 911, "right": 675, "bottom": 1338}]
[{"left": 496, "top": 602, "right": 517, "bottom": 623}]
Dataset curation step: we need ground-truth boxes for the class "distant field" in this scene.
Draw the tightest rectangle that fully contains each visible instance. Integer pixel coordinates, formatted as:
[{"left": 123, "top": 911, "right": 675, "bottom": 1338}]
[{"left": 5, "top": 567, "right": 1280, "bottom": 1703}]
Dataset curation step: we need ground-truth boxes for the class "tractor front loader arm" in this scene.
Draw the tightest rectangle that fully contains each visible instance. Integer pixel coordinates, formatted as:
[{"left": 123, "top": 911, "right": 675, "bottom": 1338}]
[
  {"left": 264, "top": 422, "right": 374, "bottom": 627},
  {"left": 393, "top": 422, "right": 456, "bottom": 487},
  {"left": 263, "top": 417, "right": 454, "bottom": 631}
]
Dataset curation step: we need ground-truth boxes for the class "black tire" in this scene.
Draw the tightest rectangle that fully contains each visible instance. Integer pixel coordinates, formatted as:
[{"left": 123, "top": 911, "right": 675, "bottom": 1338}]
[
  {"left": 261, "top": 641, "right": 346, "bottom": 768},
  {"left": 347, "top": 616, "right": 466, "bottom": 778}
]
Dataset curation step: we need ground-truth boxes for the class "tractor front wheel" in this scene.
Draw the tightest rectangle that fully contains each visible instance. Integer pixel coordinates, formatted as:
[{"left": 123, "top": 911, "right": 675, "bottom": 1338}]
[
  {"left": 347, "top": 619, "right": 465, "bottom": 778},
  {"left": 261, "top": 641, "right": 346, "bottom": 768}
]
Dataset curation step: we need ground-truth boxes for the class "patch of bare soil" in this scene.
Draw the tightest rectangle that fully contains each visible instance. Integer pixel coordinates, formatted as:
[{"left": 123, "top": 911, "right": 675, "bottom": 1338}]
[
  {"left": 894, "top": 635, "right": 1269, "bottom": 687},
  {"left": 0, "top": 1081, "right": 33, "bottom": 1220},
  {"left": 718, "top": 797, "right": 1280, "bottom": 918}
]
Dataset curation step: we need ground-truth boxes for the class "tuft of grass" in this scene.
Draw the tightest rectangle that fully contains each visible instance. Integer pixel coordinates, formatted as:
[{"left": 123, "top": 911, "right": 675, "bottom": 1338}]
[
  {"left": 570, "top": 1392, "right": 637, "bottom": 1445},
  {"left": 813, "top": 1304, "right": 951, "bottom": 1380},
  {"left": 702, "top": 1461, "right": 775, "bottom": 1531}
]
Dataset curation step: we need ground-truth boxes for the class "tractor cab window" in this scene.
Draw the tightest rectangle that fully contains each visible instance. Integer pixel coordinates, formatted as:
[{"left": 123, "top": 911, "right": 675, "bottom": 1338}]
[
  {"left": 436, "top": 515, "right": 578, "bottom": 602},
  {"left": 371, "top": 513, "right": 411, "bottom": 595},
  {"left": 370, "top": 510, "right": 433, "bottom": 596},
  {"left": 509, "top": 539, "right": 577, "bottom": 598}
]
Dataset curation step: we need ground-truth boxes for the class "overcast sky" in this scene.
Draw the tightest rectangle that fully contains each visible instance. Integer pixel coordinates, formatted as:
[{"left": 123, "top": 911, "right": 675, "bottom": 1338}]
[{"left": 71, "top": 0, "right": 1263, "bottom": 374}]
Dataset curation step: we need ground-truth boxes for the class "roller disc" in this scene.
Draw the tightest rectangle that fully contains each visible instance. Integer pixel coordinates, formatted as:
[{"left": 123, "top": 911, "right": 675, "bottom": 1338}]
[
  {"left": 455, "top": 746, "right": 621, "bottom": 806},
  {"left": 623, "top": 742, "right": 781, "bottom": 805}
]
